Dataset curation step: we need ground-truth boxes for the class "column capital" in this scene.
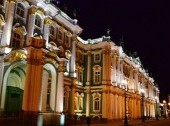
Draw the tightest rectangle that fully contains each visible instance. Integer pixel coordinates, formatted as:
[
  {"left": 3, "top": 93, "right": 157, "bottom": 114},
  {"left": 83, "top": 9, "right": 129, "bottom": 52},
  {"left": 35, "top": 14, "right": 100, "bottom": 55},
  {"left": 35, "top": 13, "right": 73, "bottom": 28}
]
[{"left": 87, "top": 51, "right": 91, "bottom": 56}]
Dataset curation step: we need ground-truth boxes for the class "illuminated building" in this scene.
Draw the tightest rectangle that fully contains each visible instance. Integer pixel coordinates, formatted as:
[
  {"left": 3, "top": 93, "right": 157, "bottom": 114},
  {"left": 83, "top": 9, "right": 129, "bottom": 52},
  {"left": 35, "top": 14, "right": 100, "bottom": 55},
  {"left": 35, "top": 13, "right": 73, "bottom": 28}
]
[{"left": 0, "top": 0, "right": 160, "bottom": 123}]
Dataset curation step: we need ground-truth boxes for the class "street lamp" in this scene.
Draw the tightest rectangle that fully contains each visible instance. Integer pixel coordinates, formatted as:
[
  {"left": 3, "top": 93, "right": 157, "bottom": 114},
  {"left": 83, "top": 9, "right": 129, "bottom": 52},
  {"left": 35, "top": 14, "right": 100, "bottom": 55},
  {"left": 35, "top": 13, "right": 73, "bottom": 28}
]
[
  {"left": 155, "top": 96, "right": 159, "bottom": 120},
  {"left": 122, "top": 79, "right": 128, "bottom": 126},
  {"left": 163, "top": 100, "right": 167, "bottom": 119},
  {"left": 140, "top": 89, "right": 145, "bottom": 122}
]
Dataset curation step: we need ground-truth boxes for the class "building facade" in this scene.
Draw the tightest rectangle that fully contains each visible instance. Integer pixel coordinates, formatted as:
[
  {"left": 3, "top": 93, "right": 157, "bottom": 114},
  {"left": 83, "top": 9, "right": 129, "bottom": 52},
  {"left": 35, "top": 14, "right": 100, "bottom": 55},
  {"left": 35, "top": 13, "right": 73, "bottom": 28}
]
[{"left": 0, "top": 0, "right": 160, "bottom": 122}]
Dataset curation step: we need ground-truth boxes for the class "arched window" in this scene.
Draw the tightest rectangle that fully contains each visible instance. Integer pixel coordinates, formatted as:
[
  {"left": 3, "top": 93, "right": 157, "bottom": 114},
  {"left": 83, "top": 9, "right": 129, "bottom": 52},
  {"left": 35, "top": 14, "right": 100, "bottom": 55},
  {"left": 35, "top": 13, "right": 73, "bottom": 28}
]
[
  {"left": 92, "top": 92, "right": 101, "bottom": 113},
  {"left": 11, "top": 33, "right": 20, "bottom": 48},
  {"left": 16, "top": 3, "right": 25, "bottom": 18},
  {"left": 35, "top": 15, "right": 42, "bottom": 28}
]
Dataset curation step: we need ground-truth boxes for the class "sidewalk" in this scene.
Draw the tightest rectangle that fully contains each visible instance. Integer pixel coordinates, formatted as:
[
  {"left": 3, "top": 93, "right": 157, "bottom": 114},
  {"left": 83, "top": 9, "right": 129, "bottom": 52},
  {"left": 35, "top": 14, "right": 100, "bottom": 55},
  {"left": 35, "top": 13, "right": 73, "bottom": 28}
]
[{"left": 72, "top": 118, "right": 164, "bottom": 126}]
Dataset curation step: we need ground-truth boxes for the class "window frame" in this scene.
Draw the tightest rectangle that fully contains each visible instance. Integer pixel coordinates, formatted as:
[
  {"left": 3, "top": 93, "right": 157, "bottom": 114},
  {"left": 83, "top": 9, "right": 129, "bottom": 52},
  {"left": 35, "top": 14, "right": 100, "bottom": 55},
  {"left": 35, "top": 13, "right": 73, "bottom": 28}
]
[
  {"left": 11, "top": 32, "right": 21, "bottom": 48},
  {"left": 94, "top": 53, "right": 101, "bottom": 63},
  {"left": 92, "top": 93, "right": 101, "bottom": 113},
  {"left": 15, "top": 3, "right": 25, "bottom": 18},
  {"left": 93, "top": 65, "right": 102, "bottom": 84}
]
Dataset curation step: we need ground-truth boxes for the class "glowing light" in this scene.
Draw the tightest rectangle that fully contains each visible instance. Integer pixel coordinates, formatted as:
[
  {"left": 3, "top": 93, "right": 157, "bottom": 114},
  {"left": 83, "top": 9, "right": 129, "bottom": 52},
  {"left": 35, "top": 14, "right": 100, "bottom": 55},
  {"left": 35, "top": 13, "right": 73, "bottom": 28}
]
[
  {"left": 163, "top": 100, "right": 166, "bottom": 104},
  {"left": 37, "top": 114, "right": 43, "bottom": 126},
  {"left": 140, "top": 89, "right": 144, "bottom": 94},
  {"left": 4, "top": 47, "right": 11, "bottom": 54},
  {"left": 122, "top": 79, "right": 127, "bottom": 85},
  {"left": 60, "top": 114, "right": 65, "bottom": 125}
]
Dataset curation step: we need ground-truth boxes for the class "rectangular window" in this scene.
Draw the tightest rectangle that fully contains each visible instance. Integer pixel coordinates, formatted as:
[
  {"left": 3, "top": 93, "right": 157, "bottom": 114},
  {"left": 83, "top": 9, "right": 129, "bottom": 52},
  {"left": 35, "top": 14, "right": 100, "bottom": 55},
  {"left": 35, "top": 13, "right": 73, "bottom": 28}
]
[
  {"left": 58, "top": 31, "right": 62, "bottom": 40},
  {"left": 16, "top": 4, "right": 24, "bottom": 17},
  {"left": 50, "top": 26, "right": 55, "bottom": 36},
  {"left": 94, "top": 53, "right": 101, "bottom": 63},
  {"left": 35, "top": 15, "right": 41, "bottom": 28},
  {"left": 94, "top": 98, "right": 100, "bottom": 110},
  {"left": 78, "top": 71, "right": 83, "bottom": 83},
  {"left": 94, "top": 71, "right": 100, "bottom": 83},
  {"left": 12, "top": 33, "right": 20, "bottom": 48}
]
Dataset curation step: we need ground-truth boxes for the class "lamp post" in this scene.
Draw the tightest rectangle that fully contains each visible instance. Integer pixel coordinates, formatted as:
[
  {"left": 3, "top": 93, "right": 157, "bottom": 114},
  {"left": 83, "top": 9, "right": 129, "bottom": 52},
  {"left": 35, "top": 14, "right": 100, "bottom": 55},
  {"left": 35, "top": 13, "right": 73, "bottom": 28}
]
[
  {"left": 155, "top": 96, "right": 159, "bottom": 120},
  {"left": 168, "top": 103, "right": 170, "bottom": 118},
  {"left": 163, "top": 100, "right": 167, "bottom": 119},
  {"left": 122, "top": 79, "right": 128, "bottom": 126},
  {"left": 140, "top": 89, "right": 145, "bottom": 122}
]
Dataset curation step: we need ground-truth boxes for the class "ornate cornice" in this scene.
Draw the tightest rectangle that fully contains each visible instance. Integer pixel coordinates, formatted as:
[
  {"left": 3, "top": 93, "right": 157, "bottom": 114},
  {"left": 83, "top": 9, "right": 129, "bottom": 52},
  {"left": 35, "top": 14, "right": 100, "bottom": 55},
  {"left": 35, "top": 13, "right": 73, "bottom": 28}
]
[
  {"left": 13, "top": 26, "right": 27, "bottom": 35},
  {"left": 5, "top": 50, "right": 27, "bottom": 63}
]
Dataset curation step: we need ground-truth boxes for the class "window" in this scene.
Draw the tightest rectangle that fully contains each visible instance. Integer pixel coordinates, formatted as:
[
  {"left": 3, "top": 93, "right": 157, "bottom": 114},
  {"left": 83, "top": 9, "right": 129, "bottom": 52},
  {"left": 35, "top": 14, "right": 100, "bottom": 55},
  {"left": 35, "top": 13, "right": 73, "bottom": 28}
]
[
  {"left": 16, "top": 3, "right": 25, "bottom": 17},
  {"left": 93, "top": 65, "right": 102, "bottom": 84},
  {"left": 65, "top": 35, "right": 70, "bottom": 48},
  {"left": 78, "top": 70, "right": 83, "bottom": 83},
  {"left": 94, "top": 98, "right": 100, "bottom": 110},
  {"left": 79, "top": 53, "right": 84, "bottom": 63},
  {"left": 92, "top": 93, "right": 101, "bottom": 113},
  {"left": 46, "top": 78, "right": 51, "bottom": 110},
  {"left": 35, "top": 15, "right": 41, "bottom": 28},
  {"left": 94, "top": 53, "right": 101, "bottom": 63},
  {"left": 50, "top": 25, "right": 55, "bottom": 36},
  {"left": 77, "top": 66, "right": 84, "bottom": 85},
  {"left": 94, "top": 71, "right": 100, "bottom": 83},
  {"left": 58, "top": 31, "right": 62, "bottom": 40},
  {"left": 63, "top": 87, "right": 70, "bottom": 111},
  {"left": 12, "top": 33, "right": 20, "bottom": 48}
]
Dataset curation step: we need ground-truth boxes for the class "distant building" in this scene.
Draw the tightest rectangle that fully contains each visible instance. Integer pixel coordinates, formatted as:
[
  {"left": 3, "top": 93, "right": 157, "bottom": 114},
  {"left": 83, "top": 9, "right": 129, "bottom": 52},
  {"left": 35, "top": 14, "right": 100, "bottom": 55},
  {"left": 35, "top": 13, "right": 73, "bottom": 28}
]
[{"left": 0, "top": 0, "right": 160, "bottom": 122}]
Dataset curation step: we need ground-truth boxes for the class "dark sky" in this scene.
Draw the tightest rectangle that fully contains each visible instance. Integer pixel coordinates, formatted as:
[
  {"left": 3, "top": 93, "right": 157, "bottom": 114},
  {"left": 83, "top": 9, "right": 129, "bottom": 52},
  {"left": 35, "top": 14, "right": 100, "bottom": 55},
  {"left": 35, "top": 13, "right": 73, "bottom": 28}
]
[{"left": 53, "top": 0, "right": 170, "bottom": 102}]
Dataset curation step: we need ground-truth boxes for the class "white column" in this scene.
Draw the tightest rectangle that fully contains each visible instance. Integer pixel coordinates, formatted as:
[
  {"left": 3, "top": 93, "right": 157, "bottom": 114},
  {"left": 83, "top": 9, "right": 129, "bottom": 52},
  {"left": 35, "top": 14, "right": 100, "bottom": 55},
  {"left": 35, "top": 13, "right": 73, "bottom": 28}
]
[
  {"left": 70, "top": 36, "right": 76, "bottom": 78},
  {"left": 112, "top": 55, "right": 117, "bottom": 84},
  {"left": 134, "top": 71, "right": 139, "bottom": 92},
  {"left": 86, "top": 88, "right": 90, "bottom": 116},
  {"left": 102, "top": 50, "right": 107, "bottom": 84},
  {"left": 0, "top": 29, "right": 3, "bottom": 42},
  {"left": 86, "top": 51, "right": 91, "bottom": 116},
  {"left": 102, "top": 88, "right": 107, "bottom": 118},
  {"left": 1, "top": 1, "right": 15, "bottom": 46},
  {"left": 86, "top": 51, "right": 91, "bottom": 85},
  {"left": 43, "top": 24, "right": 50, "bottom": 47},
  {"left": 39, "top": 70, "right": 49, "bottom": 111},
  {"left": 112, "top": 93, "right": 116, "bottom": 119},
  {"left": 115, "top": 94, "right": 118, "bottom": 119},
  {"left": 117, "top": 58, "right": 121, "bottom": 84},
  {"left": 26, "top": 14, "right": 35, "bottom": 45},
  {"left": 55, "top": 61, "right": 65, "bottom": 113},
  {"left": 120, "top": 62, "right": 123, "bottom": 86},
  {"left": 0, "top": 55, "right": 4, "bottom": 104}
]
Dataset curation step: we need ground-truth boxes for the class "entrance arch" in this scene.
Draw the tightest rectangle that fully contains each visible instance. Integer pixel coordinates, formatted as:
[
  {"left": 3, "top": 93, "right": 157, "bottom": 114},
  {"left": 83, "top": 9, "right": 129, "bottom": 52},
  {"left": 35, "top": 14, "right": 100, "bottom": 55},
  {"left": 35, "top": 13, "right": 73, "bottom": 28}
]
[
  {"left": 1, "top": 61, "right": 26, "bottom": 112},
  {"left": 39, "top": 63, "right": 57, "bottom": 112}
]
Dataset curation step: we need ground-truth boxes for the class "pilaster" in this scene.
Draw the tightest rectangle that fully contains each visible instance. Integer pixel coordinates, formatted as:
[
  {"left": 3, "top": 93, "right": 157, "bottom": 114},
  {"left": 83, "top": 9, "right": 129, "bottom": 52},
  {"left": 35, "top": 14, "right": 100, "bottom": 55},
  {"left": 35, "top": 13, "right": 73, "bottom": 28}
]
[
  {"left": 22, "top": 38, "right": 45, "bottom": 112},
  {"left": 69, "top": 35, "right": 76, "bottom": 78},
  {"left": 1, "top": 0, "right": 15, "bottom": 46},
  {"left": 43, "top": 24, "right": 50, "bottom": 47},
  {"left": 55, "top": 60, "right": 66, "bottom": 113},
  {"left": 86, "top": 86, "right": 91, "bottom": 116},
  {"left": 26, "top": 14, "right": 35, "bottom": 45}
]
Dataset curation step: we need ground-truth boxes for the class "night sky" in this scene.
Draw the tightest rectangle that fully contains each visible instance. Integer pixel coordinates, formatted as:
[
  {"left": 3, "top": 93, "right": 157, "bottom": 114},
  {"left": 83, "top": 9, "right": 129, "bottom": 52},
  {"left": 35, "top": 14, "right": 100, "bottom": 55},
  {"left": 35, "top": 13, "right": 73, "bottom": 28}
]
[{"left": 53, "top": 0, "right": 170, "bottom": 102}]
